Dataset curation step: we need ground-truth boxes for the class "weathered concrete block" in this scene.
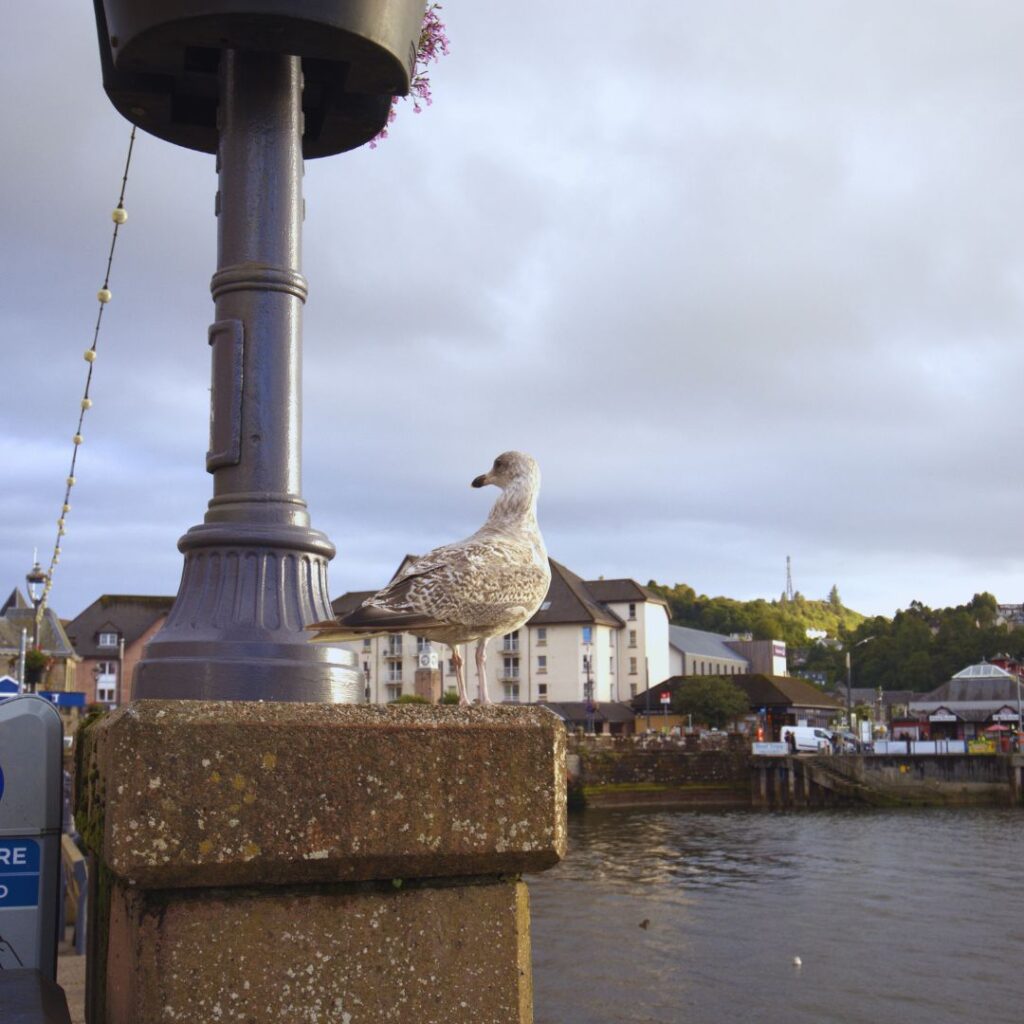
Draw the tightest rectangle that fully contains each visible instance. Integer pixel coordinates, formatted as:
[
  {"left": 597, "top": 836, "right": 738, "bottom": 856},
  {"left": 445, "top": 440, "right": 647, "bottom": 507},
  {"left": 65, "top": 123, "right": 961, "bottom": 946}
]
[
  {"left": 105, "top": 878, "right": 533, "bottom": 1024},
  {"left": 77, "top": 702, "right": 567, "bottom": 889},
  {"left": 77, "top": 701, "right": 565, "bottom": 1023}
]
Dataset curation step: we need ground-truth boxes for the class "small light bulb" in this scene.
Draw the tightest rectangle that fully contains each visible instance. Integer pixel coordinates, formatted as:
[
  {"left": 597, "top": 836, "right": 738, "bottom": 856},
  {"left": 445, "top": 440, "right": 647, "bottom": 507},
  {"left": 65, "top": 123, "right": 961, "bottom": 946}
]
[
  {"left": 81, "top": 398, "right": 93, "bottom": 410},
  {"left": 57, "top": 518, "right": 64, "bottom": 528},
  {"left": 62, "top": 504, "right": 70, "bottom": 513},
  {"left": 97, "top": 288, "right": 112, "bottom": 303},
  {"left": 84, "top": 350, "right": 97, "bottom": 363},
  {"left": 66, "top": 476, "right": 76, "bottom": 487},
  {"left": 73, "top": 433, "right": 83, "bottom": 445},
  {"left": 112, "top": 207, "right": 128, "bottom": 225}
]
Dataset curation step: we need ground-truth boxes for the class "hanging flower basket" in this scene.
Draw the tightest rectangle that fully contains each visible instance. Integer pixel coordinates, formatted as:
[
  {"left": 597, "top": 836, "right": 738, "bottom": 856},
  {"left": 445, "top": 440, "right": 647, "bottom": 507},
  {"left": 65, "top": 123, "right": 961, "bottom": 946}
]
[
  {"left": 93, "top": 0, "right": 430, "bottom": 156},
  {"left": 24, "top": 647, "right": 50, "bottom": 687}
]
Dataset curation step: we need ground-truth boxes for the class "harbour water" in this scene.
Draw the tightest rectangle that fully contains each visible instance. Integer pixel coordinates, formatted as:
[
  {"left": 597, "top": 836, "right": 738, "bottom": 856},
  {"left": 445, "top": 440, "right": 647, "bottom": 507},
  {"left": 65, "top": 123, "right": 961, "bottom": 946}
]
[{"left": 528, "top": 808, "right": 1023, "bottom": 1024}]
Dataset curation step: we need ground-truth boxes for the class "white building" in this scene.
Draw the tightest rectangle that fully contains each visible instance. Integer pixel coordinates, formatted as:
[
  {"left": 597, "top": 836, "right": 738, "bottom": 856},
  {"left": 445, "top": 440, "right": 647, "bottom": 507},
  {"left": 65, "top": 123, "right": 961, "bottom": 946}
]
[
  {"left": 668, "top": 625, "right": 788, "bottom": 678},
  {"left": 668, "top": 624, "right": 750, "bottom": 677},
  {"left": 331, "top": 559, "right": 671, "bottom": 705}
]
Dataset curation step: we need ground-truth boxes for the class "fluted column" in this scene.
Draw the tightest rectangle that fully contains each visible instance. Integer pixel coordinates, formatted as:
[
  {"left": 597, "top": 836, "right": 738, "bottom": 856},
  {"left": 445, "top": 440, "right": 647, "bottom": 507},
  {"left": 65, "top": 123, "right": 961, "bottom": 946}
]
[{"left": 133, "top": 50, "right": 360, "bottom": 702}]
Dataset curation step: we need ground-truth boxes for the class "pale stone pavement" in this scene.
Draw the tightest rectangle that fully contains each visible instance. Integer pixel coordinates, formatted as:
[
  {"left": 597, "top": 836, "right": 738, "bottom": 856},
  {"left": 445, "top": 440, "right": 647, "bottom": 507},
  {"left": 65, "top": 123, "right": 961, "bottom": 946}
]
[{"left": 57, "top": 935, "right": 86, "bottom": 1024}]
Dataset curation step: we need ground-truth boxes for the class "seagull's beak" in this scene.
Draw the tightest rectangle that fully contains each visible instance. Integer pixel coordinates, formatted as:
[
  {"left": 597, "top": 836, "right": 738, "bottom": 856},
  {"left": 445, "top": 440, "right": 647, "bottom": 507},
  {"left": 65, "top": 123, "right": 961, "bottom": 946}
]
[{"left": 471, "top": 472, "right": 490, "bottom": 488}]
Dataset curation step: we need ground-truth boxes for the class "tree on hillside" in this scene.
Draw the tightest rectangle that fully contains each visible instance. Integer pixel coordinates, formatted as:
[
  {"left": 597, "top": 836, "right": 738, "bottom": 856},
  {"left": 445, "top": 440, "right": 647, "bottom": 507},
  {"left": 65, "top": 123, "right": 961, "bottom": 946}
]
[
  {"left": 672, "top": 677, "right": 749, "bottom": 730},
  {"left": 828, "top": 584, "right": 842, "bottom": 608}
]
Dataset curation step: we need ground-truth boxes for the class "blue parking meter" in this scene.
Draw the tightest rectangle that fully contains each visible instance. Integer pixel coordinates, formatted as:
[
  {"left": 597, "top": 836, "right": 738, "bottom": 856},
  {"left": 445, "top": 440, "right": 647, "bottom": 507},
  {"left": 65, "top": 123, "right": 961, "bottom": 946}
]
[{"left": 0, "top": 696, "right": 63, "bottom": 979}]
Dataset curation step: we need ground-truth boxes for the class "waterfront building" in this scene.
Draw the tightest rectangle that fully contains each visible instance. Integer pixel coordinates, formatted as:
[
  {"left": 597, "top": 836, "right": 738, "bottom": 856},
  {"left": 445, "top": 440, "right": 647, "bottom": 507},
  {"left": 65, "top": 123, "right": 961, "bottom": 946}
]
[
  {"left": 668, "top": 625, "right": 750, "bottom": 676},
  {"left": 331, "top": 559, "right": 671, "bottom": 705},
  {"left": 66, "top": 595, "right": 173, "bottom": 707},
  {"left": 0, "top": 587, "right": 79, "bottom": 692},
  {"left": 632, "top": 673, "right": 842, "bottom": 736},
  {"left": 668, "top": 625, "right": 788, "bottom": 677},
  {"left": 895, "top": 661, "right": 1024, "bottom": 741}
]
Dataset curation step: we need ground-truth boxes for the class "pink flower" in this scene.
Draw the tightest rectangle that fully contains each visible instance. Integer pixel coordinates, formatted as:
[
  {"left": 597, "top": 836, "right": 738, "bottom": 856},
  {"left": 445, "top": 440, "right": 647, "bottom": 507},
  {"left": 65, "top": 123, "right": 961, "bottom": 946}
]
[{"left": 369, "top": 3, "right": 449, "bottom": 148}]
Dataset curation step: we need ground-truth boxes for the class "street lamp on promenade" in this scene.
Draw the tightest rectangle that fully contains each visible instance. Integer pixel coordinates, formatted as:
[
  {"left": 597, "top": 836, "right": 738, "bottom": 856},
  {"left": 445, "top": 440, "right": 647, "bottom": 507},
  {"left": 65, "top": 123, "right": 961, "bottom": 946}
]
[
  {"left": 25, "top": 560, "right": 46, "bottom": 652},
  {"left": 845, "top": 635, "right": 876, "bottom": 740},
  {"left": 584, "top": 643, "right": 594, "bottom": 735}
]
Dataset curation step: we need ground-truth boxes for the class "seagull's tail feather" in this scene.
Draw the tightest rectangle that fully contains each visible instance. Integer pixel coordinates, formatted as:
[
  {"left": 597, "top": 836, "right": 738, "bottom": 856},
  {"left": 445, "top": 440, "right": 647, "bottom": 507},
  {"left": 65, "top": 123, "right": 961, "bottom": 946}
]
[
  {"left": 306, "top": 621, "right": 388, "bottom": 644},
  {"left": 307, "top": 605, "right": 447, "bottom": 644}
]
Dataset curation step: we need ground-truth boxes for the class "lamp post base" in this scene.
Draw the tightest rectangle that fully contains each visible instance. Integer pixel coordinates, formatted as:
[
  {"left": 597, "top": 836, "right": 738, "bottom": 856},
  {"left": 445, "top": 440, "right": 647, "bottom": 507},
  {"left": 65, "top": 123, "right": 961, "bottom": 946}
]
[{"left": 133, "top": 523, "right": 362, "bottom": 702}]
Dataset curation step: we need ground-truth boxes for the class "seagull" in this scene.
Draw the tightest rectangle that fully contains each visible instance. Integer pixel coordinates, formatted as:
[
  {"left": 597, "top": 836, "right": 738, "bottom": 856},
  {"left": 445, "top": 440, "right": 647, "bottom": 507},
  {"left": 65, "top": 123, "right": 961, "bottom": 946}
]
[{"left": 309, "top": 451, "right": 550, "bottom": 705}]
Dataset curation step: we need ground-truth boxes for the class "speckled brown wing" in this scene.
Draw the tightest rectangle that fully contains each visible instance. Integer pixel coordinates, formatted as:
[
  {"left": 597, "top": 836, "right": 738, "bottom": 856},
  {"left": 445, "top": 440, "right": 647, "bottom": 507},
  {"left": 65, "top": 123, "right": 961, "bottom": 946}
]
[{"left": 367, "top": 537, "right": 550, "bottom": 631}]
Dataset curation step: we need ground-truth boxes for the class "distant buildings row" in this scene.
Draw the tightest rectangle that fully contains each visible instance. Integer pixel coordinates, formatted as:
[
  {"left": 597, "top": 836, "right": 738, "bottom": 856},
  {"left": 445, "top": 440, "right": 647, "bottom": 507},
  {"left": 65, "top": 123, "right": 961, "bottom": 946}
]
[{"left": 0, "top": 557, "right": 789, "bottom": 711}]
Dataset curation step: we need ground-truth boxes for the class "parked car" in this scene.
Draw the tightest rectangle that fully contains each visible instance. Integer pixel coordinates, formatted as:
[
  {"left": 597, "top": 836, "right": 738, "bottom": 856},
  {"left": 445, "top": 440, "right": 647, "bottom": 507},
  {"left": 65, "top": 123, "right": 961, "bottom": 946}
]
[
  {"left": 780, "top": 725, "right": 834, "bottom": 753},
  {"left": 834, "top": 730, "right": 861, "bottom": 753}
]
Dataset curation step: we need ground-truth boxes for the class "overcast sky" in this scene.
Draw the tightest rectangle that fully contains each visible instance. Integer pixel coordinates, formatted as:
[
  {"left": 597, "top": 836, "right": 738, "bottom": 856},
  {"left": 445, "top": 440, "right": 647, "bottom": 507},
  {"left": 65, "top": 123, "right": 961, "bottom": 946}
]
[{"left": 4, "top": 1, "right": 1024, "bottom": 622}]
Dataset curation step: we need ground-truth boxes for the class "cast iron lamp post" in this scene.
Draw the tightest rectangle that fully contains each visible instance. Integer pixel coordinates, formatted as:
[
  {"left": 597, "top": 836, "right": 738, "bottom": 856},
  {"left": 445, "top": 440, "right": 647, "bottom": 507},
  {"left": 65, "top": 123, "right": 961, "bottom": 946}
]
[{"left": 91, "top": 0, "right": 427, "bottom": 702}]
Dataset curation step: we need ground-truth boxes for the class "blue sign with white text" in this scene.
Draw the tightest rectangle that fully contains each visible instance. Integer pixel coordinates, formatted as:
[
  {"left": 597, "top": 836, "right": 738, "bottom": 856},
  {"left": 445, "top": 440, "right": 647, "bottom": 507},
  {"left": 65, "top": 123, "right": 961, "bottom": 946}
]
[{"left": 0, "top": 839, "right": 40, "bottom": 909}]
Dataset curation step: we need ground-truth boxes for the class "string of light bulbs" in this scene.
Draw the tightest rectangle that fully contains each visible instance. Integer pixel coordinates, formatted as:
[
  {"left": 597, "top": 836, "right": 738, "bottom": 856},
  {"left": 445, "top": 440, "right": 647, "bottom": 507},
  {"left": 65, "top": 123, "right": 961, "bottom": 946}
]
[{"left": 35, "top": 127, "right": 138, "bottom": 631}]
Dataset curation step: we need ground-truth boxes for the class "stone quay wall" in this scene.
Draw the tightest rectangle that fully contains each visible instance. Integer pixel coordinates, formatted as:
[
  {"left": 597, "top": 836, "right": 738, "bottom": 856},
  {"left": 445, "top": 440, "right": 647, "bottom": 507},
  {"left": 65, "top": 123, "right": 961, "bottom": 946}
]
[
  {"left": 567, "top": 736, "right": 751, "bottom": 809},
  {"left": 569, "top": 739, "right": 1024, "bottom": 811}
]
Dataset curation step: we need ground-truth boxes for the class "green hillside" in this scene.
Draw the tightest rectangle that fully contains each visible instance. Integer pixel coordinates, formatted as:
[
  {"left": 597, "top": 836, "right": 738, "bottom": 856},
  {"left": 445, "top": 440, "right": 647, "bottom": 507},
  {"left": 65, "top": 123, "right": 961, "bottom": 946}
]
[
  {"left": 650, "top": 583, "right": 1018, "bottom": 693},
  {"left": 647, "top": 581, "right": 865, "bottom": 649}
]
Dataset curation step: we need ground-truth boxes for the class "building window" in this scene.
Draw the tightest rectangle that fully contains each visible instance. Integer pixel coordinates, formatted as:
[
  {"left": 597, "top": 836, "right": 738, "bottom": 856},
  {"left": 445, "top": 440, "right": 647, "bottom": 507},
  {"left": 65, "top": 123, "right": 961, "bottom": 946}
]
[
  {"left": 387, "top": 635, "right": 403, "bottom": 657},
  {"left": 362, "top": 637, "right": 372, "bottom": 650},
  {"left": 503, "top": 682, "right": 520, "bottom": 703},
  {"left": 416, "top": 637, "right": 432, "bottom": 654},
  {"left": 537, "top": 655, "right": 547, "bottom": 674},
  {"left": 502, "top": 631, "right": 520, "bottom": 652},
  {"left": 98, "top": 632, "right": 118, "bottom": 648},
  {"left": 536, "top": 627, "right": 547, "bottom": 645},
  {"left": 95, "top": 661, "right": 117, "bottom": 703},
  {"left": 537, "top": 682, "right": 548, "bottom": 700},
  {"left": 582, "top": 626, "right": 592, "bottom": 644},
  {"left": 385, "top": 683, "right": 403, "bottom": 701},
  {"left": 447, "top": 659, "right": 456, "bottom": 675},
  {"left": 502, "top": 656, "right": 520, "bottom": 680},
  {"left": 628, "top": 630, "right": 637, "bottom": 648},
  {"left": 628, "top": 602, "right": 636, "bottom": 620},
  {"left": 387, "top": 663, "right": 403, "bottom": 682},
  {"left": 629, "top": 657, "right": 638, "bottom": 675},
  {"left": 630, "top": 683, "right": 638, "bottom": 698}
]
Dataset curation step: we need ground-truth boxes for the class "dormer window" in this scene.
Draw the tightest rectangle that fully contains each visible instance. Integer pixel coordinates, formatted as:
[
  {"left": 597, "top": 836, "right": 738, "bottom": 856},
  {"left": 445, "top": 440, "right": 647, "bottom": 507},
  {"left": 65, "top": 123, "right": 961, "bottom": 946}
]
[
  {"left": 98, "top": 632, "right": 119, "bottom": 648},
  {"left": 628, "top": 602, "right": 637, "bottom": 620}
]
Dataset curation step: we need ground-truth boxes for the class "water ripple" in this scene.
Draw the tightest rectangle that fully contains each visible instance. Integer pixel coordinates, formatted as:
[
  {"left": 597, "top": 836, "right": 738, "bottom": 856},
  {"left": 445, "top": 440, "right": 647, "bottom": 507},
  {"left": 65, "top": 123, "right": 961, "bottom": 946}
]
[{"left": 528, "top": 808, "right": 1024, "bottom": 1024}]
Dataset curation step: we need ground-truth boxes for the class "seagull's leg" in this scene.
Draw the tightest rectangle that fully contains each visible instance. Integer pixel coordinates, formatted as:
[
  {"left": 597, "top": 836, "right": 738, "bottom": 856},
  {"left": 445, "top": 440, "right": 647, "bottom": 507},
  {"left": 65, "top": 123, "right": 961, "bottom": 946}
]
[
  {"left": 476, "top": 638, "right": 490, "bottom": 705},
  {"left": 452, "top": 646, "right": 469, "bottom": 706}
]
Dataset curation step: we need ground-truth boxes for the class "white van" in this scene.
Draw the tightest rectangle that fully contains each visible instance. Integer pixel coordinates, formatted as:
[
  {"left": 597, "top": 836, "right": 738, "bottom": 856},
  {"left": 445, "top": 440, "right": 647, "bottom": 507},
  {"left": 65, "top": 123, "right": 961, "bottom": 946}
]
[{"left": 780, "top": 725, "right": 834, "bottom": 753}]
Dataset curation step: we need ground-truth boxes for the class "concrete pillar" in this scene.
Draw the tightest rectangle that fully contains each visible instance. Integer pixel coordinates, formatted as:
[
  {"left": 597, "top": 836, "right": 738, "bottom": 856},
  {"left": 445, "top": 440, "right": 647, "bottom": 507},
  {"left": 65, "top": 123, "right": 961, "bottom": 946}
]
[
  {"left": 77, "top": 703, "right": 566, "bottom": 1023},
  {"left": 414, "top": 666, "right": 442, "bottom": 703}
]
